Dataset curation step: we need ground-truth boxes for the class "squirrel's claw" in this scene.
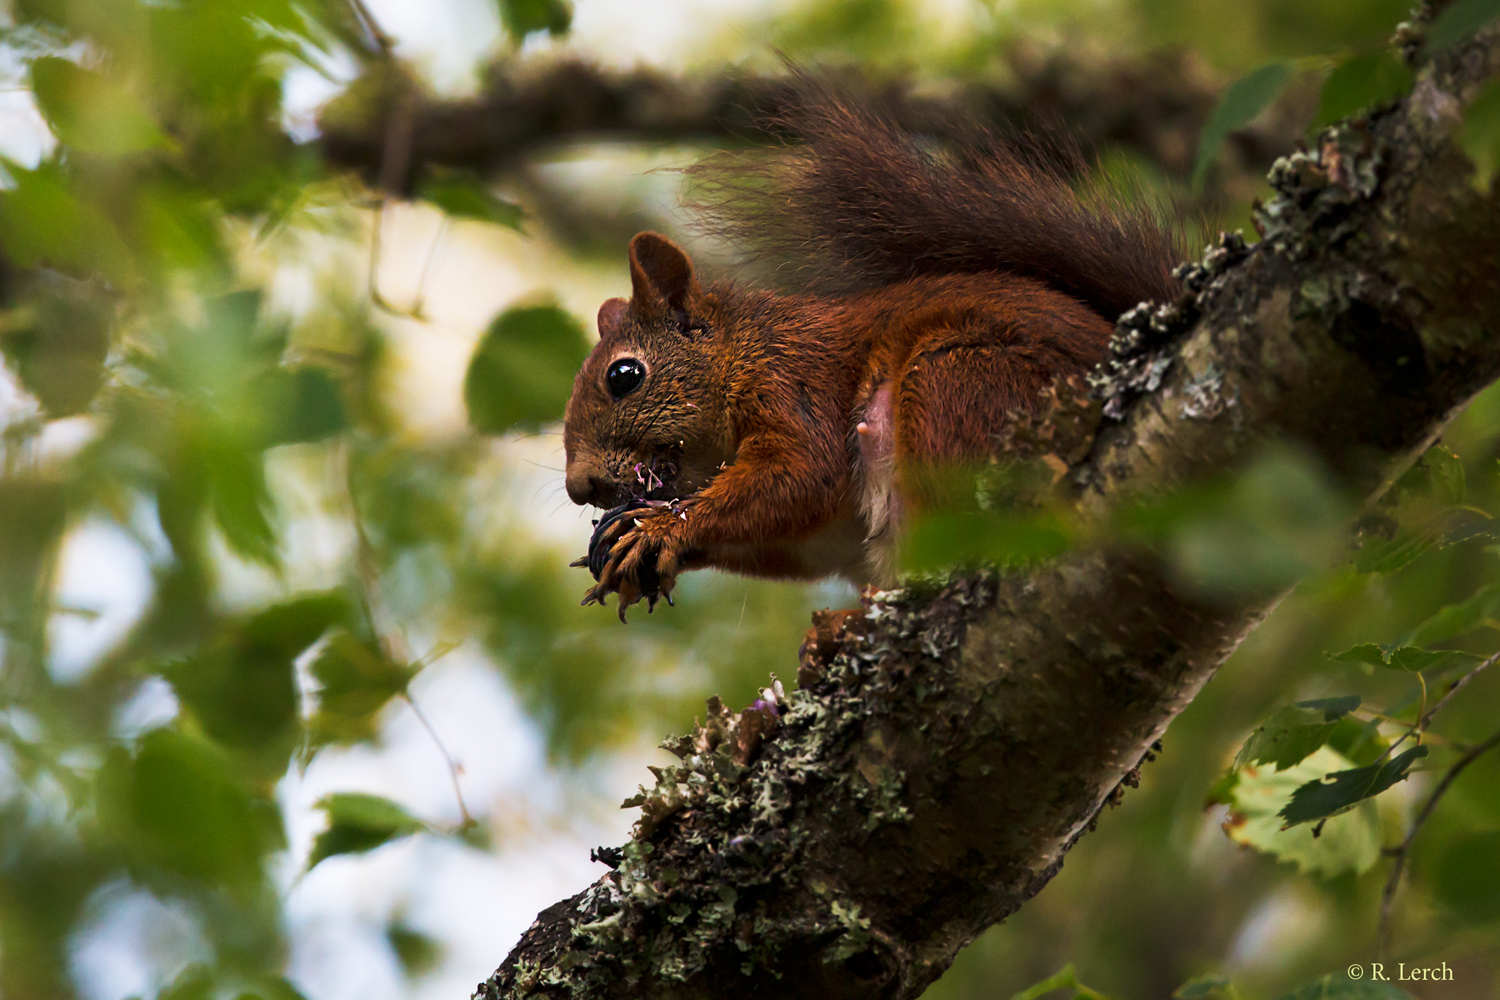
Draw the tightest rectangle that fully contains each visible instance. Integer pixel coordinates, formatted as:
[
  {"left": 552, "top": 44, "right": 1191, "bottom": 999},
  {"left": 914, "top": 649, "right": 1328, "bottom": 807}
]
[{"left": 575, "top": 500, "right": 682, "bottom": 621}]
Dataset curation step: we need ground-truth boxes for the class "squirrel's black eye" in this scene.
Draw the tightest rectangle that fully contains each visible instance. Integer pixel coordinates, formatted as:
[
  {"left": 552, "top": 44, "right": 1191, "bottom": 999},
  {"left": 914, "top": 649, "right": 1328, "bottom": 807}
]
[{"left": 606, "top": 358, "right": 646, "bottom": 399}]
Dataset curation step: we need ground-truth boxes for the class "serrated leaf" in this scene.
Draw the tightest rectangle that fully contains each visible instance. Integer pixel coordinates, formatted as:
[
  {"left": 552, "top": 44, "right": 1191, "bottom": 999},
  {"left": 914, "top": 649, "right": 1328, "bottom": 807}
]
[
  {"left": 464, "top": 301, "right": 588, "bottom": 434},
  {"left": 1272, "top": 976, "right": 1415, "bottom": 1000},
  {"left": 308, "top": 792, "right": 427, "bottom": 869},
  {"left": 419, "top": 171, "right": 525, "bottom": 230},
  {"left": 1279, "top": 745, "right": 1428, "bottom": 827},
  {"left": 1327, "top": 642, "right": 1480, "bottom": 673},
  {"left": 1194, "top": 63, "right": 1294, "bottom": 188},
  {"left": 1313, "top": 51, "right": 1413, "bottom": 131},
  {"left": 1458, "top": 77, "right": 1500, "bottom": 193},
  {"left": 1386, "top": 646, "right": 1481, "bottom": 672},
  {"left": 1234, "top": 696, "right": 1360, "bottom": 771},
  {"left": 1327, "top": 643, "right": 1388, "bottom": 667},
  {"left": 1224, "top": 746, "right": 1382, "bottom": 877},
  {"left": 496, "top": 0, "right": 572, "bottom": 39},
  {"left": 1426, "top": 0, "right": 1500, "bottom": 53}
]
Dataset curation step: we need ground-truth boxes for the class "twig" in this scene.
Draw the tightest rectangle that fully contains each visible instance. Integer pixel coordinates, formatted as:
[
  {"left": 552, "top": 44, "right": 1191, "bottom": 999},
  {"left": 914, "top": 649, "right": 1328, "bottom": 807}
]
[
  {"left": 341, "top": 444, "right": 473, "bottom": 827},
  {"left": 347, "top": 0, "right": 395, "bottom": 57},
  {"left": 1373, "top": 650, "right": 1498, "bottom": 763},
  {"left": 1420, "top": 649, "right": 1500, "bottom": 731},
  {"left": 408, "top": 216, "right": 450, "bottom": 319},
  {"left": 1377, "top": 727, "right": 1500, "bottom": 959},
  {"left": 355, "top": 0, "right": 420, "bottom": 318},
  {"left": 403, "top": 689, "right": 474, "bottom": 828}
]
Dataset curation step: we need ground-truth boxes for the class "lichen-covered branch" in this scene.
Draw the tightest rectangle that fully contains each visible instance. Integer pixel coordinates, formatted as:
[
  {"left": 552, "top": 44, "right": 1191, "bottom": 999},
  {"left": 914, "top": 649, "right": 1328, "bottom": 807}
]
[
  {"left": 475, "top": 30, "right": 1500, "bottom": 1000},
  {"left": 317, "top": 49, "right": 1279, "bottom": 192}
]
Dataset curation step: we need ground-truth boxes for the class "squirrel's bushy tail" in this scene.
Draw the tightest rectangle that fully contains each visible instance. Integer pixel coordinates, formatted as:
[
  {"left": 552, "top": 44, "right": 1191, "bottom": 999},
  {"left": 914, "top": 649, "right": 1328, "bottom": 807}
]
[{"left": 686, "top": 80, "right": 1184, "bottom": 321}]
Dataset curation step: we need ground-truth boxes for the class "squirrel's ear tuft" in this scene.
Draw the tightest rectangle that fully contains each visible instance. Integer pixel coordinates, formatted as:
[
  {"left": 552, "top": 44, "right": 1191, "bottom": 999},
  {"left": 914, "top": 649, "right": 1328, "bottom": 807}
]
[{"left": 628, "top": 232, "right": 699, "bottom": 317}]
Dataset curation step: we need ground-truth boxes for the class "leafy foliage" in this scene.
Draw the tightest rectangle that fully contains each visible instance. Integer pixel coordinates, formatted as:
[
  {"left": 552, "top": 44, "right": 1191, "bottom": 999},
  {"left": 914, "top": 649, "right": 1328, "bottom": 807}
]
[
  {"left": 1311, "top": 51, "right": 1412, "bottom": 130},
  {"left": 1223, "top": 747, "right": 1384, "bottom": 876},
  {"left": 0, "top": 1, "right": 1497, "bottom": 1000},
  {"left": 464, "top": 301, "right": 590, "bottom": 435},
  {"left": 1193, "top": 63, "right": 1293, "bottom": 187},
  {"left": 307, "top": 793, "right": 429, "bottom": 869},
  {"left": 1233, "top": 697, "right": 1361, "bottom": 771},
  {"left": 1279, "top": 745, "right": 1428, "bottom": 827}
]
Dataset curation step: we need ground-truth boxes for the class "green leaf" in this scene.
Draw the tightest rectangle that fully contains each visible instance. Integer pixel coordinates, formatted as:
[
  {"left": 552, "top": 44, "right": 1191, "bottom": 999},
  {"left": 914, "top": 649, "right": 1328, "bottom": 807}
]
[
  {"left": 306, "top": 632, "right": 417, "bottom": 748},
  {"left": 308, "top": 792, "right": 428, "bottom": 869},
  {"left": 1313, "top": 51, "right": 1413, "bottom": 131},
  {"left": 1327, "top": 642, "right": 1481, "bottom": 673},
  {"left": 1327, "top": 643, "right": 1388, "bottom": 667},
  {"left": 1175, "top": 976, "right": 1235, "bottom": 1000},
  {"left": 419, "top": 170, "right": 525, "bottom": 230},
  {"left": 1403, "top": 582, "right": 1500, "bottom": 646},
  {"left": 1279, "top": 745, "right": 1428, "bottom": 827},
  {"left": 102, "top": 729, "right": 274, "bottom": 886},
  {"left": 1272, "top": 976, "right": 1415, "bottom": 1000},
  {"left": 0, "top": 272, "right": 113, "bottom": 416},
  {"left": 1204, "top": 769, "right": 1240, "bottom": 808},
  {"left": 387, "top": 922, "right": 445, "bottom": 977},
  {"left": 464, "top": 301, "right": 589, "bottom": 435},
  {"left": 0, "top": 162, "right": 134, "bottom": 285},
  {"left": 1233, "top": 696, "right": 1360, "bottom": 771},
  {"left": 1011, "top": 963, "right": 1117, "bottom": 1000},
  {"left": 1426, "top": 0, "right": 1500, "bottom": 53},
  {"left": 1458, "top": 78, "right": 1500, "bottom": 193},
  {"left": 1424, "top": 444, "right": 1466, "bottom": 504},
  {"left": 260, "top": 366, "right": 349, "bottom": 445},
  {"left": 1224, "top": 746, "right": 1383, "bottom": 877},
  {"left": 165, "top": 593, "right": 346, "bottom": 751},
  {"left": 1194, "top": 63, "right": 1294, "bottom": 188},
  {"left": 1432, "top": 829, "right": 1500, "bottom": 922},
  {"left": 496, "top": 0, "right": 572, "bottom": 39},
  {"left": 30, "top": 57, "right": 167, "bottom": 156},
  {"left": 1385, "top": 646, "right": 1481, "bottom": 672}
]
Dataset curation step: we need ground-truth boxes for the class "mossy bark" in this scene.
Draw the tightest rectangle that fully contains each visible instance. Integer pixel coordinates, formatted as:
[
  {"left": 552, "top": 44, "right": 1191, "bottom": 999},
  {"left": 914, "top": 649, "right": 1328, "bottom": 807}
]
[{"left": 476, "top": 29, "right": 1500, "bottom": 1000}]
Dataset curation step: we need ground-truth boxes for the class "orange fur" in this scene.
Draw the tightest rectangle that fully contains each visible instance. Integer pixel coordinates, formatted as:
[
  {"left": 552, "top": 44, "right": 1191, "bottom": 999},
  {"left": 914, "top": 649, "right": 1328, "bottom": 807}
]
[{"left": 560, "top": 92, "right": 1180, "bottom": 617}]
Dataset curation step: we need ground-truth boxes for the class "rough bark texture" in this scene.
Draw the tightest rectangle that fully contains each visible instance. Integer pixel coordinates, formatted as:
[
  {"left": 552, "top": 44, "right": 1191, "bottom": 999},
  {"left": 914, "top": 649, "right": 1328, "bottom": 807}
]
[
  {"left": 475, "top": 29, "right": 1500, "bottom": 1000},
  {"left": 317, "top": 49, "right": 1290, "bottom": 192}
]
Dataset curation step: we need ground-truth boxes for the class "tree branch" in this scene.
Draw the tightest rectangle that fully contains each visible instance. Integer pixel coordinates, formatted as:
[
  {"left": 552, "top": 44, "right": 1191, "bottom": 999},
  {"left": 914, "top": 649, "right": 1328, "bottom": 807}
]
[
  {"left": 474, "top": 31, "right": 1500, "bottom": 1000},
  {"left": 317, "top": 49, "right": 1284, "bottom": 193}
]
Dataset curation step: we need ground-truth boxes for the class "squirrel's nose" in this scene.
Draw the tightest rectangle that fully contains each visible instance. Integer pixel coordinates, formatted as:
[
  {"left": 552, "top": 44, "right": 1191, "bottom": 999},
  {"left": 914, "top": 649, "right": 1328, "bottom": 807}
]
[{"left": 565, "top": 468, "right": 603, "bottom": 506}]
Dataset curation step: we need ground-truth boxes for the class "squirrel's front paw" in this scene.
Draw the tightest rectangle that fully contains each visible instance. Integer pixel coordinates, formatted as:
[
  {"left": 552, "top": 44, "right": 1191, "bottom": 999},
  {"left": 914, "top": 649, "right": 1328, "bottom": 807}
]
[{"left": 577, "top": 503, "right": 683, "bottom": 621}]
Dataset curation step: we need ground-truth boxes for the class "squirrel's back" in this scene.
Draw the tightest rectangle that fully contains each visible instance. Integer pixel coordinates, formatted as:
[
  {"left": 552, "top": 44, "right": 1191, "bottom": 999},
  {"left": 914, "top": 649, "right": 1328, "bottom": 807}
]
[{"left": 687, "top": 79, "right": 1184, "bottom": 323}]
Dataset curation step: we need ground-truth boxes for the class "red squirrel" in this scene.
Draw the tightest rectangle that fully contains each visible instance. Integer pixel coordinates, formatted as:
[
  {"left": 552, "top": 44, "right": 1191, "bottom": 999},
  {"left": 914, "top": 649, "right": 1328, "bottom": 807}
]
[{"left": 561, "top": 90, "right": 1182, "bottom": 619}]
